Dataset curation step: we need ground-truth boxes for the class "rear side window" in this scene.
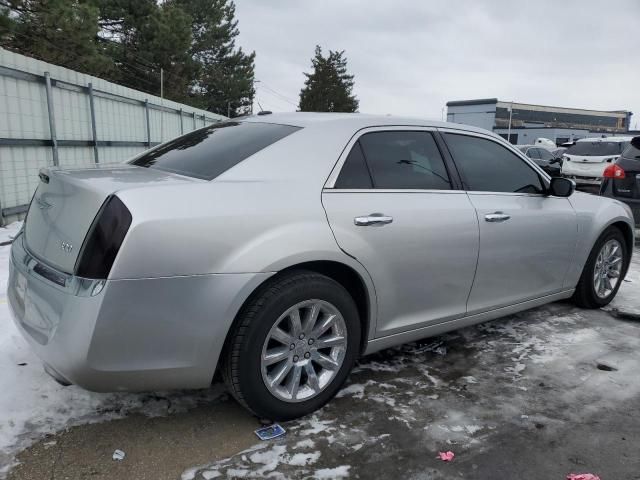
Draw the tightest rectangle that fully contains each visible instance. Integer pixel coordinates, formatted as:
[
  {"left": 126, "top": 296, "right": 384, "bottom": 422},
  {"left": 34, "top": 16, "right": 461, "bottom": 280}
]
[
  {"left": 355, "top": 131, "right": 451, "bottom": 189},
  {"left": 335, "top": 142, "right": 373, "bottom": 188},
  {"left": 130, "top": 122, "right": 301, "bottom": 180},
  {"left": 537, "top": 148, "right": 554, "bottom": 161},
  {"left": 527, "top": 148, "right": 540, "bottom": 159},
  {"left": 444, "top": 133, "right": 544, "bottom": 194},
  {"left": 622, "top": 140, "right": 640, "bottom": 159}
]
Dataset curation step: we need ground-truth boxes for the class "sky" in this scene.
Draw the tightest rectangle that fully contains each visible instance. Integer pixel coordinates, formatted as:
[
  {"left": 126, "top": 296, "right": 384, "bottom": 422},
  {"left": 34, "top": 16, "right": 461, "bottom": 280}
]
[{"left": 234, "top": 0, "right": 640, "bottom": 128}]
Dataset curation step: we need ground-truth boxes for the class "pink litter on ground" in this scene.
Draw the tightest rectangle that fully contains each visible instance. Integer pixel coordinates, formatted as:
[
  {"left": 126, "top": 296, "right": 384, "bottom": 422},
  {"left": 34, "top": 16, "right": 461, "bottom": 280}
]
[
  {"left": 437, "top": 451, "right": 455, "bottom": 462},
  {"left": 567, "top": 474, "right": 601, "bottom": 480}
]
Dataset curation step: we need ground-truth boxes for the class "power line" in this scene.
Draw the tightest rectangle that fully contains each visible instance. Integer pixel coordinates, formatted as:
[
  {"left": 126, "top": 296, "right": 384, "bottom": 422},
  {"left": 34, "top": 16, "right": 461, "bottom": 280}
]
[{"left": 256, "top": 81, "right": 298, "bottom": 107}]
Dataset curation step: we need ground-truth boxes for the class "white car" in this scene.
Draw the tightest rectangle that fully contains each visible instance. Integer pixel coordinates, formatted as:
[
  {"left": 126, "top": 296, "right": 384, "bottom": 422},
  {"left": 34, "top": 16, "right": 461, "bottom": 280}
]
[{"left": 561, "top": 136, "right": 632, "bottom": 185}]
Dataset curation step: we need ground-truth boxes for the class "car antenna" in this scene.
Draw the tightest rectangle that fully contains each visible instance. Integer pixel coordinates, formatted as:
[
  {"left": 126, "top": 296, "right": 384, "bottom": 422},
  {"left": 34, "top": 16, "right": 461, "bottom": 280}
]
[{"left": 255, "top": 100, "right": 272, "bottom": 116}]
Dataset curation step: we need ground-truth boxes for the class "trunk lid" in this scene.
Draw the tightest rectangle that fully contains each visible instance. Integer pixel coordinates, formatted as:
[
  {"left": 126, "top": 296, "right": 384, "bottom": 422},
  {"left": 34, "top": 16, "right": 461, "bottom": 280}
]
[{"left": 24, "top": 165, "right": 196, "bottom": 273}]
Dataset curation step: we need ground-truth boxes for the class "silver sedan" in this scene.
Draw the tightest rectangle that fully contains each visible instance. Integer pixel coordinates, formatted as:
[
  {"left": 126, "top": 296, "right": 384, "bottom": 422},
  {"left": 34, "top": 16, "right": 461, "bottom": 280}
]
[{"left": 7, "top": 113, "right": 635, "bottom": 420}]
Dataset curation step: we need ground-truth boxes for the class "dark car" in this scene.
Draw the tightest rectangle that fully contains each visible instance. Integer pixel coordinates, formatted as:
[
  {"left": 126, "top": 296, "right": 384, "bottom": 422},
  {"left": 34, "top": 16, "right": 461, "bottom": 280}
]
[
  {"left": 517, "top": 145, "right": 563, "bottom": 176},
  {"left": 600, "top": 136, "right": 640, "bottom": 226}
]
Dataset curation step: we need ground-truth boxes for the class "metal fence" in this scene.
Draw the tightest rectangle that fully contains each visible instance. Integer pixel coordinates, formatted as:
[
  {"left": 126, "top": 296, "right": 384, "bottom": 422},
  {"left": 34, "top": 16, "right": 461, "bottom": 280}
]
[{"left": 0, "top": 48, "right": 226, "bottom": 225}]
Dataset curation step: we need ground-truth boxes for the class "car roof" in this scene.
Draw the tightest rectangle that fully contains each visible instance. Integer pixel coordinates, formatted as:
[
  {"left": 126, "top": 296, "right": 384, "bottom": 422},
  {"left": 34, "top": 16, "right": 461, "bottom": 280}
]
[
  {"left": 241, "top": 112, "right": 499, "bottom": 137},
  {"left": 576, "top": 136, "right": 633, "bottom": 143}
]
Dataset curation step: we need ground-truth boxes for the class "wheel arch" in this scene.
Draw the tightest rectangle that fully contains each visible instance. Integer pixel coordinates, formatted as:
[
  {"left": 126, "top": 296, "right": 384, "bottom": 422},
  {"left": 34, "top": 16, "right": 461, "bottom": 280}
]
[
  {"left": 607, "top": 220, "right": 634, "bottom": 277},
  {"left": 219, "top": 259, "right": 376, "bottom": 379}
]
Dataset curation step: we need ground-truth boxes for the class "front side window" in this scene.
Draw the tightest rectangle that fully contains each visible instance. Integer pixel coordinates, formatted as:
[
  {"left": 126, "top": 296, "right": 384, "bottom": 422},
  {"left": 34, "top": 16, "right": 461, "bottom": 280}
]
[
  {"left": 354, "top": 131, "right": 451, "bottom": 189},
  {"left": 444, "top": 133, "right": 544, "bottom": 194},
  {"left": 130, "top": 121, "right": 301, "bottom": 180}
]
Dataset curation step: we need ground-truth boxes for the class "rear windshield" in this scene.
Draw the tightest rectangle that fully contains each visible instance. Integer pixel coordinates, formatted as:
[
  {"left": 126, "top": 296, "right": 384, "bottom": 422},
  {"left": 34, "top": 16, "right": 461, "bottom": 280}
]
[
  {"left": 566, "top": 141, "right": 625, "bottom": 157},
  {"left": 622, "top": 141, "right": 640, "bottom": 159},
  {"left": 129, "top": 121, "right": 301, "bottom": 180}
]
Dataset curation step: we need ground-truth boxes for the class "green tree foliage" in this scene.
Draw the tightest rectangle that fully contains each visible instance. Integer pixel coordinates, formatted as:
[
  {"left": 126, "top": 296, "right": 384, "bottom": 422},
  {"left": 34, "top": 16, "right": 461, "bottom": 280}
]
[
  {"left": 299, "top": 46, "right": 358, "bottom": 113},
  {"left": 1, "top": 0, "right": 113, "bottom": 76},
  {"left": 0, "top": 0, "right": 255, "bottom": 116},
  {"left": 173, "top": 0, "right": 255, "bottom": 117}
]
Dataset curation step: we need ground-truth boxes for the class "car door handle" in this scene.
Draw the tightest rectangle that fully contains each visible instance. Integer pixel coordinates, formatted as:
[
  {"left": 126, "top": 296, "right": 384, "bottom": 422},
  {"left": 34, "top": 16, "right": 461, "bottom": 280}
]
[
  {"left": 354, "top": 214, "right": 394, "bottom": 226},
  {"left": 484, "top": 212, "right": 511, "bottom": 223}
]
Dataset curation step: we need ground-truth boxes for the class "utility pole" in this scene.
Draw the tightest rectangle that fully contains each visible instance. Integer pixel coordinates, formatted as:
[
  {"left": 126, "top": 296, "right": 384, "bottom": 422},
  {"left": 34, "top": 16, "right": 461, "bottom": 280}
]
[
  {"left": 507, "top": 101, "right": 514, "bottom": 144},
  {"left": 160, "top": 68, "right": 164, "bottom": 141},
  {"left": 227, "top": 101, "right": 231, "bottom": 118}
]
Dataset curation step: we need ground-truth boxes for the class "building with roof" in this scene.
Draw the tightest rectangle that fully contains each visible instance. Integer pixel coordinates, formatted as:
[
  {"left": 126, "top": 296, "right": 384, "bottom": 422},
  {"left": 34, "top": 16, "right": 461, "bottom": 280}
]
[{"left": 446, "top": 98, "right": 633, "bottom": 146}]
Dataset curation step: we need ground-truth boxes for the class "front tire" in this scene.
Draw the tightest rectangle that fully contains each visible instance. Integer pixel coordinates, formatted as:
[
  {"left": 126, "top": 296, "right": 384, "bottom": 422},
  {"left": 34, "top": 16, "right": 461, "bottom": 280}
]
[
  {"left": 221, "top": 271, "right": 361, "bottom": 421},
  {"left": 573, "top": 226, "right": 629, "bottom": 308}
]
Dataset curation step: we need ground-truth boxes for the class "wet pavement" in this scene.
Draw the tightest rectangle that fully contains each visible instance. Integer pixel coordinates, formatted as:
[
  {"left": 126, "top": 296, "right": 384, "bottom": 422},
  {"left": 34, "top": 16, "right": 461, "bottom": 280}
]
[{"left": 8, "top": 298, "right": 640, "bottom": 479}]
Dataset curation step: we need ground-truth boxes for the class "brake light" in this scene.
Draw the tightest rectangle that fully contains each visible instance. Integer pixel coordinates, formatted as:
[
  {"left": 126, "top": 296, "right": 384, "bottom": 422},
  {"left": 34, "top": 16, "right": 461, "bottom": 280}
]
[
  {"left": 75, "top": 196, "right": 132, "bottom": 279},
  {"left": 603, "top": 164, "right": 625, "bottom": 179}
]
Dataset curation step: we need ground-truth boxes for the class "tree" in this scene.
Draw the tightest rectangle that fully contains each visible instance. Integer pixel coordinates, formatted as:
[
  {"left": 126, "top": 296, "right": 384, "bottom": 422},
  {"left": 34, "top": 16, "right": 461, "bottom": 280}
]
[
  {"left": 299, "top": 46, "right": 358, "bottom": 113},
  {"left": 1, "top": 0, "right": 113, "bottom": 77},
  {"left": 0, "top": 0, "right": 255, "bottom": 116},
  {"left": 97, "top": 0, "right": 195, "bottom": 104},
  {"left": 173, "top": 0, "right": 255, "bottom": 117}
]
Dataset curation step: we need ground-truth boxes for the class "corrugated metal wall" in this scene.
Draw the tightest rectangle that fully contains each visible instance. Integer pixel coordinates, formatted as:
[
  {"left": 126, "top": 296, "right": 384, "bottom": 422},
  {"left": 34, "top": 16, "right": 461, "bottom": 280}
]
[{"left": 0, "top": 48, "right": 227, "bottom": 224}]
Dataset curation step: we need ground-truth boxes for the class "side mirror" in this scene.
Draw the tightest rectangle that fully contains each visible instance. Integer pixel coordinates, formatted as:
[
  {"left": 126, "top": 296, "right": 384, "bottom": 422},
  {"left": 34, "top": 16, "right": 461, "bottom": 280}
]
[
  {"left": 631, "top": 136, "right": 640, "bottom": 149},
  {"left": 548, "top": 177, "right": 575, "bottom": 197}
]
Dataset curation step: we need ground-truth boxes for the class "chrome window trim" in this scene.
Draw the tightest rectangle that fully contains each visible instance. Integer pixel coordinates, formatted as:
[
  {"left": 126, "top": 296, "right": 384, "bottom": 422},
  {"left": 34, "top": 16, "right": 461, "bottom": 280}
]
[
  {"left": 322, "top": 188, "right": 465, "bottom": 195},
  {"left": 324, "top": 125, "right": 440, "bottom": 189}
]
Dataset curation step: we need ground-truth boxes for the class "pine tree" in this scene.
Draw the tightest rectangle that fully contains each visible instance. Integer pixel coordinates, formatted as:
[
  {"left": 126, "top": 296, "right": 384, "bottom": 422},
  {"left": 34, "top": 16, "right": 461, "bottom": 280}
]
[
  {"left": 173, "top": 0, "right": 255, "bottom": 117},
  {"left": 1, "top": 0, "right": 113, "bottom": 76},
  {"left": 0, "top": 0, "right": 255, "bottom": 116},
  {"left": 299, "top": 46, "right": 358, "bottom": 113}
]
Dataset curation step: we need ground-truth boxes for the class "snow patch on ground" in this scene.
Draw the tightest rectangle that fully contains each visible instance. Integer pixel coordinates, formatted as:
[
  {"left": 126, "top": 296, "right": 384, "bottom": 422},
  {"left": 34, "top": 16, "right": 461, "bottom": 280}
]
[
  {"left": 0, "top": 242, "right": 224, "bottom": 474},
  {"left": 0, "top": 223, "right": 22, "bottom": 245}
]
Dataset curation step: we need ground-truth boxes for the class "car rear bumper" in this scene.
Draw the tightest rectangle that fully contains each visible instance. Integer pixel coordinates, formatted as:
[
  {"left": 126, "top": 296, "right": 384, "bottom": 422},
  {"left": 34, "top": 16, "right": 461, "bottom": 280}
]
[
  {"left": 562, "top": 162, "right": 606, "bottom": 184},
  {"left": 7, "top": 234, "right": 271, "bottom": 392},
  {"left": 562, "top": 174, "right": 602, "bottom": 185}
]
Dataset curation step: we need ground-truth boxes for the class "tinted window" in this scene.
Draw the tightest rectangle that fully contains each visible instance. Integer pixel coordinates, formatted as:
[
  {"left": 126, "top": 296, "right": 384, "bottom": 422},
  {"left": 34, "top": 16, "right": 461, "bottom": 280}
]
[
  {"left": 130, "top": 122, "right": 300, "bottom": 180},
  {"left": 335, "top": 142, "right": 373, "bottom": 188},
  {"left": 566, "top": 141, "right": 625, "bottom": 157},
  {"left": 622, "top": 140, "right": 640, "bottom": 159},
  {"left": 358, "top": 131, "right": 451, "bottom": 189},
  {"left": 527, "top": 148, "right": 540, "bottom": 159},
  {"left": 537, "top": 148, "right": 554, "bottom": 161},
  {"left": 444, "top": 134, "right": 544, "bottom": 194}
]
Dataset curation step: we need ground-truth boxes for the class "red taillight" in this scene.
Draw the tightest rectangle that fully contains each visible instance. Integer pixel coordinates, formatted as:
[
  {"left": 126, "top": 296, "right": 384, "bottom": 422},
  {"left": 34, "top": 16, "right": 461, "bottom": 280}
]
[{"left": 603, "top": 164, "right": 625, "bottom": 179}]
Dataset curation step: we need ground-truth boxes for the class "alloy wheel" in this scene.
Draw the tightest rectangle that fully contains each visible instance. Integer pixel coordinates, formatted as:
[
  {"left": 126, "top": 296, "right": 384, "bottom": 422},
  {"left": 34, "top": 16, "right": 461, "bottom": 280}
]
[
  {"left": 261, "top": 299, "right": 348, "bottom": 403},
  {"left": 593, "top": 239, "right": 623, "bottom": 299}
]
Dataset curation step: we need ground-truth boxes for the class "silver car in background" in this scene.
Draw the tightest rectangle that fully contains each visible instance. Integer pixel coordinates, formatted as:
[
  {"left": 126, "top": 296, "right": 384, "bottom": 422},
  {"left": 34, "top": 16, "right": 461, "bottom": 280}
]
[{"left": 7, "top": 113, "right": 635, "bottom": 420}]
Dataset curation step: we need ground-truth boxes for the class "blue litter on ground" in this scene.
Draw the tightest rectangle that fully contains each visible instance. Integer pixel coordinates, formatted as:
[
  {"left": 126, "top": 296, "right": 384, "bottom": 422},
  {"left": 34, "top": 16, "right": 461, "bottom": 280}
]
[{"left": 255, "top": 424, "right": 286, "bottom": 440}]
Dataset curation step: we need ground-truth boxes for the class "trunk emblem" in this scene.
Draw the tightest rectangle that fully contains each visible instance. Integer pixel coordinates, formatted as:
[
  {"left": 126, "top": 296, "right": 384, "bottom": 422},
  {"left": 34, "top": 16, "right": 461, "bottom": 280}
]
[
  {"left": 36, "top": 196, "right": 52, "bottom": 210},
  {"left": 61, "top": 241, "right": 73, "bottom": 253}
]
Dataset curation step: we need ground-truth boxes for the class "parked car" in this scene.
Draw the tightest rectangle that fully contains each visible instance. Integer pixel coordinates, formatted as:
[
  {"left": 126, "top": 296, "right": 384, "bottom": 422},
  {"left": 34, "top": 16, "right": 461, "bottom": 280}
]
[
  {"left": 550, "top": 147, "right": 567, "bottom": 158},
  {"left": 561, "top": 136, "right": 633, "bottom": 186},
  {"left": 7, "top": 114, "right": 635, "bottom": 420},
  {"left": 600, "top": 136, "right": 640, "bottom": 226},
  {"left": 517, "top": 145, "right": 562, "bottom": 176}
]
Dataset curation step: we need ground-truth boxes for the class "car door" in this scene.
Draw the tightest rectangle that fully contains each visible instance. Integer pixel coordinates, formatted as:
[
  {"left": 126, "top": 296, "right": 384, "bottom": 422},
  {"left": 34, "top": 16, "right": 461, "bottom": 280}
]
[
  {"left": 440, "top": 130, "right": 578, "bottom": 314},
  {"left": 322, "top": 128, "right": 479, "bottom": 337}
]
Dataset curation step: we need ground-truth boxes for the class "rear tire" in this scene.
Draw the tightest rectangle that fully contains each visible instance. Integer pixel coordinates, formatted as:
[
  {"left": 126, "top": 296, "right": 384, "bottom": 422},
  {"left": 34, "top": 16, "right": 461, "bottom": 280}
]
[
  {"left": 221, "top": 270, "right": 361, "bottom": 421},
  {"left": 573, "top": 226, "right": 629, "bottom": 308}
]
